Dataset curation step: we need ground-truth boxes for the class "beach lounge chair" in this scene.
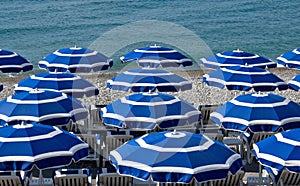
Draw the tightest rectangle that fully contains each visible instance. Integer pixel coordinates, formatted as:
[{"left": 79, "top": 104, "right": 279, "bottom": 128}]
[
  {"left": 53, "top": 168, "right": 91, "bottom": 186},
  {"left": 97, "top": 168, "right": 133, "bottom": 186},
  {"left": 77, "top": 133, "right": 102, "bottom": 166},
  {"left": 0, "top": 171, "right": 23, "bottom": 186},
  {"left": 270, "top": 169, "right": 300, "bottom": 186},
  {"left": 198, "top": 104, "right": 222, "bottom": 139},
  {"left": 209, "top": 169, "right": 245, "bottom": 186},
  {"left": 243, "top": 131, "right": 277, "bottom": 164},
  {"left": 102, "top": 134, "right": 133, "bottom": 167}
]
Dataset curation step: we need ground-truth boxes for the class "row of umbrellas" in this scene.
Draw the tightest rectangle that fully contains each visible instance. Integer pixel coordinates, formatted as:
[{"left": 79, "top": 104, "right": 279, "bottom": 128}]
[{"left": 4, "top": 46, "right": 300, "bottom": 75}]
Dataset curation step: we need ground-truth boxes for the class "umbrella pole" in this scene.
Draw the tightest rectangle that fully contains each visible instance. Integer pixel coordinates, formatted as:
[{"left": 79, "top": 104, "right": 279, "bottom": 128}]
[
  {"left": 39, "top": 170, "right": 45, "bottom": 186},
  {"left": 259, "top": 163, "right": 262, "bottom": 186}
]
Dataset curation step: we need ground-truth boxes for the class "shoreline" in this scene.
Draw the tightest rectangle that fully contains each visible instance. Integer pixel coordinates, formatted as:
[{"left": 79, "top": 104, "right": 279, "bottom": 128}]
[{"left": 0, "top": 67, "right": 300, "bottom": 108}]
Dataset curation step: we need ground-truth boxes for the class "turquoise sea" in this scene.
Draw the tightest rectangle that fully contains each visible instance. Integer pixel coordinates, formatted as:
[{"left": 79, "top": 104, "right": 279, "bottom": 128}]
[{"left": 1, "top": 0, "right": 300, "bottom": 72}]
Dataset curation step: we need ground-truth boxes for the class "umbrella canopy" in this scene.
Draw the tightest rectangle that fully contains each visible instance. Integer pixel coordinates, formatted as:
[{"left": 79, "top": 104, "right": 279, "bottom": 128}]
[
  {"left": 38, "top": 47, "right": 113, "bottom": 73},
  {"left": 0, "top": 123, "right": 89, "bottom": 171},
  {"left": 277, "top": 48, "right": 300, "bottom": 69},
  {"left": 14, "top": 72, "right": 99, "bottom": 98},
  {"left": 110, "top": 130, "right": 243, "bottom": 184},
  {"left": 253, "top": 128, "right": 300, "bottom": 183},
  {"left": 199, "top": 49, "right": 276, "bottom": 69},
  {"left": 288, "top": 74, "right": 300, "bottom": 91},
  {"left": 100, "top": 92, "right": 201, "bottom": 130},
  {"left": 210, "top": 93, "right": 300, "bottom": 133},
  {"left": 120, "top": 45, "right": 193, "bottom": 68},
  {"left": 107, "top": 68, "right": 192, "bottom": 92},
  {"left": 0, "top": 49, "right": 33, "bottom": 73},
  {"left": 203, "top": 65, "right": 288, "bottom": 91},
  {"left": 0, "top": 89, "right": 88, "bottom": 126}
]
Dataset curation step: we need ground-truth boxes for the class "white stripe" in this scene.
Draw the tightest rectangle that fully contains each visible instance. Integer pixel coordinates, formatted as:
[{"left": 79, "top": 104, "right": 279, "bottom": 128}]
[
  {"left": 38, "top": 61, "right": 110, "bottom": 68},
  {"left": 138, "top": 58, "right": 191, "bottom": 63},
  {"left": 276, "top": 133, "right": 300, "bottom": 146},
  {"left": 221, "top": 67, "right": 270, "bottom": 75},
  {"left": 204, "top": 76, "right": 286, "bottom": 87},
  {"left": 0, "top": 127, "right": 62, "bottom": 142},
  {"left": 211, "top": 112, "right": 300, "bottom": 126},
  {"left": 107, "top": 80, "right": 191, "bottom": 88},
  {"left": 6, "top": 94, "right": 68, "bottom": 104},
  {"left": 110, "top": 151, "right": 240, "bottom": 174},
  {"left": 135, "top": 135, "right": 214, "bottom": 152},
  {"left": 277, "top": 57, "right": 300, "bottom": 64},
  {"left": 102, "top": 110, "right": 200, "bottom": 125},
  {"left": 120, "top": 96, "right": 181, "bottom": 106},
  {"left": 0, "top": 63, "right": 32, "bottom": 68},
  {"left": 292, "top": 48, "right": 300, "bottom": 54},
  {"left": 288, "top": 80, "right": 300, "bottom": 87},
  {"left": 216, "top": 53, "right": 260, "bottom": 59},
  {"left": 53, "top": 50, "right": 98, "bottom": 57},
  {"left": 200, "top": 58, "right": 275, "bottom": 67},
  {"left": 0, "top": 108, "right": 86, "bottom": 122},
  {"left": 230, "top": 98, "right": 290, "bottom": 107},
  {"left": 30, "top": 75, "right": 81, "bottom": 81},
  {"left": 134, "top": 49, "right": 177, "bottom": 53},
  {"left": 0, "top": 52, "right": 18, "bottom": 58},
  {"left": 123, "top": 71, "right": 174, "bottom": 76},
  {"left": 0, "top": 143, "right": 88, "bottom": 162}
]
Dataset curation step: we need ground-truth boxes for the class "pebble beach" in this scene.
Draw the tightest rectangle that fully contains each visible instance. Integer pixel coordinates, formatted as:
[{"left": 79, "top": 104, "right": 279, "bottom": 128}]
[{"left": 1, "top": 67, "right": 300, "bottom": 108}]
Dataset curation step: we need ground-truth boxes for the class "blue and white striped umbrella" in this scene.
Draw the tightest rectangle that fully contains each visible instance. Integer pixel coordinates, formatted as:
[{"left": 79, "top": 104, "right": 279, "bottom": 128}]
[
  {"left": 203, "top": 65, "right": 288, "bottom": 91},
  {"left": 107, "top": 68, "right": 192, "bottom": 92},
  {"left": 288, "top": 74, "right": 300, "bottom": 91},
  {"left": 253, "top": 128, "right": 300, "bottom": 183},
  {"left": 38, "top": 46, "right": 113, "bottom": 73},
  {"left": 14, "top": 72, "right": 99, "bottom": 98},
  {"left": 277, "top": 48, "right": 300, "bottom": 69},
  {"left": 100, "top": 92, "right": 201, "bottom": 130},
  {"left": 120, "top": 45, "right": 193, "bottom": 68},
  {"left": 110, "top": 131, "right": 243, "bottom": 184},
  {"left": 0, "top": 123, "right": 89, "bottom": 171},
  {"left": 200, "top": 49, "right": 276, "bottom": 69},
  {"left": 210, "top": 93, "right": 300, "bottom": 132},
  {"left": 0, "top": 49, "right": 33, "bottom": 73},
  {"left": 0, "top": 90, "right": 88, "bottom": 126}
]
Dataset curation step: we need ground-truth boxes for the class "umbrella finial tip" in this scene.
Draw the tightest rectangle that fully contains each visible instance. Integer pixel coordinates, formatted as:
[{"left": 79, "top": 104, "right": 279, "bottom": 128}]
[{"left": 172, "top": 129, "right": 177, "bottom": 135}]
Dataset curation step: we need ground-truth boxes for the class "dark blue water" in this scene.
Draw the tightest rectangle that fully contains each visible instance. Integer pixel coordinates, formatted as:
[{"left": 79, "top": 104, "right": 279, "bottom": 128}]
[{"left": 1, "top": 0, "right": 299, "bottom": 72}]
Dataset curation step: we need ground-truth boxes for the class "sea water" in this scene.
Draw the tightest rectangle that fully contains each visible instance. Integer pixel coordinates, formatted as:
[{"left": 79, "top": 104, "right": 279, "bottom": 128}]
[{"left": 1, "top": 0, "right": 299, "bottom": 73}]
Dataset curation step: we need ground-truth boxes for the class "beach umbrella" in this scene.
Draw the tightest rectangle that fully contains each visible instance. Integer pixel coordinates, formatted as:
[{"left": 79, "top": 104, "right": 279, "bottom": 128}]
[
  {"left": 200, "top": 49, "right": 276, "bottom": 69},
  {"left": 277, "top": 48, "right": 300, "bottom": 69},
  {"left": 120, "top": 45, "right": 193, "bottom": 68},
  {"left": 0, "top": 49, "right": 33, "bottom": 73},
  {"left": 0, "top": 89, "right": 88, "bottom": 126},
  {"left": 253, "top": 128, "right": 300, "bottom": 184},
  {"left": 0, "top": 123, "right": 89, "bottom": 184},
  {"left": 107, "top": 68, "right": 192, "bottom": 92},
  {"left": 14, "top": 72, "right": 99, "bottom": 98},
  {"left": 202, "top": 65, "right": 288, "bottom": 92},
  {"left": 100, "top": 92, "right": 201, "bottom": 130},
  {"left": 38, "top": 46, "right": 113, "bottom": 73},
  {"left": 210, "top": 92, "right": 300, "bottom": 133},
  {"left": 287, "top": 74, "right": 300, "bottom": 91},
  {"left": 110, "top": 130, "right": 243, "bottom": 184}
]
